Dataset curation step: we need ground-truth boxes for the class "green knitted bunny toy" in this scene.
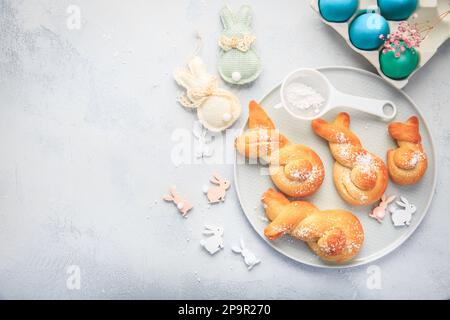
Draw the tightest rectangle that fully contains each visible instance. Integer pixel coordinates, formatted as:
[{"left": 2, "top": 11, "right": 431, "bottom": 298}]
[{"left": 218, "top": 5, "right": 262, "bottom": 85}]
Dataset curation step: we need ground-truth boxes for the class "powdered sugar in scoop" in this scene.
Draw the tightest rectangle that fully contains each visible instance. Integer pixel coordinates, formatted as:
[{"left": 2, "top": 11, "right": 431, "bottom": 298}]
[{"left": 285, "top": 82, "right": 325, "bottom": 115}]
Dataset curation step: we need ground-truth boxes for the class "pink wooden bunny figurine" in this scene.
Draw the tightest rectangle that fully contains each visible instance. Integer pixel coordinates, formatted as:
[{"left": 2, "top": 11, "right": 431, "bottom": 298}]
[
  {"left": 206, "top": 173, "right": 231, "bottom": 204},
  {"left": 370, "top": 194, "right": 396, "bottom": 223},
  {"left": 163, "top": 186, "right": 193, "bottom": 217}
]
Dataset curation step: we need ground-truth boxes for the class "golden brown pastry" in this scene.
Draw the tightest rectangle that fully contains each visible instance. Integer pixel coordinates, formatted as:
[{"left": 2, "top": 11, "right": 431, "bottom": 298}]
[
  {"left": 312, "top": 112, "right": 388, "bottom": 206},
  {"left": 269, "top": 145, "right": 325, "bottom": 198},
  {"left": 387, "top": 116, "right": 427, "bottom": 185},
  {"left": 235, "top": 100, "right": 289, "bottom": 161},
  {"left": 262, "top": 189, "right": 364, "bottom": 263},
  {"left": 236, "top": 101, "right": 324, "bottom": 197}
]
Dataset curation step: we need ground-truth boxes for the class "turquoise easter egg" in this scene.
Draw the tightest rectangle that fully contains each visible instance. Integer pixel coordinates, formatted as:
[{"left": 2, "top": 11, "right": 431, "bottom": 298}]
[
  {"left": 319, "top": 0, "right": 358, "bottom": 22},
  {"left": 379, "top": 41, "right": 419, "bottom": 79},
  {"left": 378, "top": 0, "right": 417, "bottom": 21},
  {"left": 349, "top": 13, "right": 390, "bottom": 50}
]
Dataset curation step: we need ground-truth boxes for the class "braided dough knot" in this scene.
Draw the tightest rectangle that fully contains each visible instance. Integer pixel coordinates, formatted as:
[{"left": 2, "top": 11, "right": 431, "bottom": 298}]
[
  {"left": 270, "top": 144, "right": 325, "bottom": 197},
  {"left": 235, "top": 128, "right": 289, "bottom": 161},
  {"left": 312, "top": 113, "right": 388, "bottom": 206},
  {"left": 262, "top": 189, "right": 364, "bottom": 263},
  {"left": 236, "top": 101, "right": 324, "bottom": 197},
  {"left": 284, "top": 159, "right": 313, "bottom": 182},
  {"left": 393, "top": 149, "right": 419, "bottom": 170}
]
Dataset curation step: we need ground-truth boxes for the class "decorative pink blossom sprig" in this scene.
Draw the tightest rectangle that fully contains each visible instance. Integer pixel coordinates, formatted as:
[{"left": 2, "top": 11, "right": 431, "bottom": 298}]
[
  {"left": 380, "top": 10, "right": 450, "bottom": 59},
  {"left": 379, "top": 20, "right": 421, "bottom": 58}
]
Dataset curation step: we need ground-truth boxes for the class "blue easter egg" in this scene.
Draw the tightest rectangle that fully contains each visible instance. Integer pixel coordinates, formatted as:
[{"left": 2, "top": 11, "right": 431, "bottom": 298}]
[
  {"left": 349, "top": 13, "right": 390, "bottom": 50},
  {"left": 378, "top": 0, "right": 417, "bottom": 21},
  {"left": 319, "top": 0, "right": 358, "bottom": 22}
]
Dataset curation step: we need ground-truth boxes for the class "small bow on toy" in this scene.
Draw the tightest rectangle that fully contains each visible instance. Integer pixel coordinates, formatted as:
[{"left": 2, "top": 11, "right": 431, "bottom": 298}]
[
  {"left": 219, "top": 34, "right": 256, "bottom": 52},
  {"left": 173, "top": 56, "right": 242, "bottom": 132},
  {"left": 177, "top": 77, "right": 219, "bottom": 109},
  {"left": 218, "top": 5, "right": 261, "bottom": 85}
]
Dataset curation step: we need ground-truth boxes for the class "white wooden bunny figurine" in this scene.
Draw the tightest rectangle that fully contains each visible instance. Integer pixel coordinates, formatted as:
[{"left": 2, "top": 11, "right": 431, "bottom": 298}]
[
  {"left": 232, "top": 238, "right": 260, "bottom": 270},
  {"left": 370, "top": 195, "right": 396, "bottom": 223},
  {"left": 173, "top": 56, "right": 241, "bottom": 132},
  {"left": 200, "top": 224, "right": 224, "bottom": 255},
  {"left": 193, "top": 121, "right": 214, "bottom": 159},
  {"left": 390, "top": 196, "right": 417, "bottom": 227},
  {"left": 206, "top": 173, "right": 230, "bottom": 203},
  {"left": 163, "top": 186, "right": 193, "bottom": 217}
]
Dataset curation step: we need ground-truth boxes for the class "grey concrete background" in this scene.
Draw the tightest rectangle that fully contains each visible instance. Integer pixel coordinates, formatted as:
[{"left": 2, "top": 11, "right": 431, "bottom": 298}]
[{"left": 0, "top": 0, "right": 449, "bottom": 299}]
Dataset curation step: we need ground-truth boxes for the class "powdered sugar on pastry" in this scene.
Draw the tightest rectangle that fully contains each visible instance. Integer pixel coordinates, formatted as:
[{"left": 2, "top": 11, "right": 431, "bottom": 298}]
[
  {"left": 236, "top": 101, "right": 325, "bottom": 198},
  {"left": 312, "top": 113, "right": 388, "bottom": 206},
  {"left": 269, "top": 144, "right": 325, "bottom": 198},
  {"left": 262, "top": 188, "right": 364, "bottom": 263},
  {"left": 387, "top": 116, "right": 428, "bottom": 185}
]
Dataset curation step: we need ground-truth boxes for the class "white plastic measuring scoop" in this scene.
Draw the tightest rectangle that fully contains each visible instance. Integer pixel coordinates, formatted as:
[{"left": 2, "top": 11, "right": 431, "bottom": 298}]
[{"left": 280, "top": 68, "right": 397, "bottom": 121}]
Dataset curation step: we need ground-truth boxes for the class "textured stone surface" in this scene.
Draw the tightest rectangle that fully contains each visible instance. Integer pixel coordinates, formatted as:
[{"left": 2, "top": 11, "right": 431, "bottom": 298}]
[{"left": 0, "top": 0, "right": 449, "bottom": 299}]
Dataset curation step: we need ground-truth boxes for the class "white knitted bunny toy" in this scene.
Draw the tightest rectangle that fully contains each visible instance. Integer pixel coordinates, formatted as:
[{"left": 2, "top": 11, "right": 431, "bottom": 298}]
[{"left": 174, "top": 56, "right": 242, "bottom": 132}]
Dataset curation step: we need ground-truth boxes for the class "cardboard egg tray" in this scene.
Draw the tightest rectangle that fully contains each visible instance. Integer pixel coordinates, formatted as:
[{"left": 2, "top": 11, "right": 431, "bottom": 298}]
[{"left": 311, "top": 0, "right": 450, "bottom": 88}]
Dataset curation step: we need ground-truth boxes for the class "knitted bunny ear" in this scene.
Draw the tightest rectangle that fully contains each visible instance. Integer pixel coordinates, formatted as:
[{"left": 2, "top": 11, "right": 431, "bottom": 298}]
[
  {"left": 173, "top": 67, "right": 194, "bottom": 90},
  {"left": 188, "top": 56, "right": 208, "bottom": 79},
  {"left": 220, "top": 6, "right": 235, "bottom": 29},
  {"left": 237, "top": 5, "right": 252, "bottom": 27}
]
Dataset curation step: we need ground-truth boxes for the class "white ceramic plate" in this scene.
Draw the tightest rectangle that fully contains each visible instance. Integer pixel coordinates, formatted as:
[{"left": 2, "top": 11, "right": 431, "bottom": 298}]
[{"left": 234, "top": 66, "right": 437, "bottom": 268}]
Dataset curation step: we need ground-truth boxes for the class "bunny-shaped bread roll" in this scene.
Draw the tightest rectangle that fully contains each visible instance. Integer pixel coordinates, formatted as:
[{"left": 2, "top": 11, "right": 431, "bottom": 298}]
[
  {"left": 236, "top": 101, "right": 324, "bottom": 197},
  {"left": 262, "top": 189, "right": 364, "bottom": 263},
  {"left": 387, "top": 116, "right": 428, "bottom": 185},
  {"left": 174, "top": 56, "right": 241, "bottom": 132},
  {"left": 312, "top": 112, "right": 388, "bottom": 206},
  {"left": 235, "top": 100, "right": 289, "bottom": 162},
  {"left": 218, "top": 5, "right": 262, "bottom": 85}
]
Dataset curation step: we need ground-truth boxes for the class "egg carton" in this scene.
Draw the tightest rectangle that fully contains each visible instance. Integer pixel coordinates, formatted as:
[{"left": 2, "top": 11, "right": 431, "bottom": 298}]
[{"left": 311, "top": 0, "right": 450, "bottom": 88}]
